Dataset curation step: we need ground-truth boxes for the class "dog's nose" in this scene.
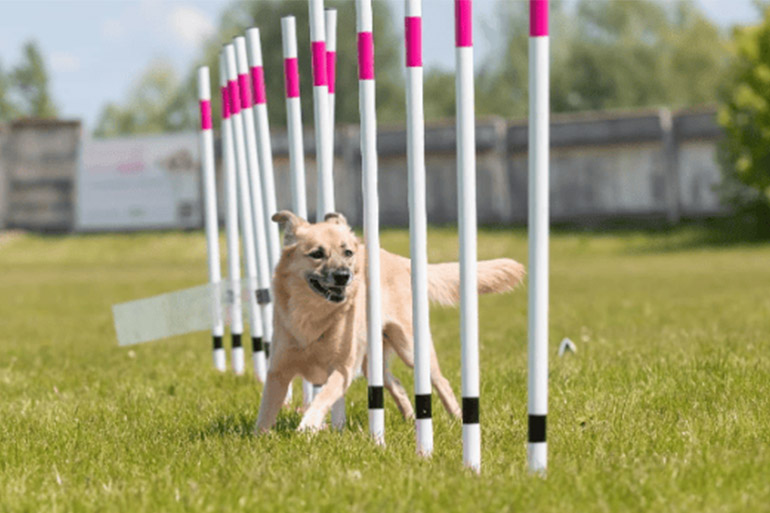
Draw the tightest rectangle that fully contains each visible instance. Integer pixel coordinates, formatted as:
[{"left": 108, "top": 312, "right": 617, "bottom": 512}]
[{"left": 332, "top": 268, "right": 351, "bottom": 286}]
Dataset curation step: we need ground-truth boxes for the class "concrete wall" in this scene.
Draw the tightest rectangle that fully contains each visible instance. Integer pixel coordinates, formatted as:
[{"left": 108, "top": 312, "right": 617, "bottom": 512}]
[
  {"left": 0, "top": 109, "right": 726, "bottom": 232},
  {"left": 3, "top": 119, "right": 81, "bottom": 232}
]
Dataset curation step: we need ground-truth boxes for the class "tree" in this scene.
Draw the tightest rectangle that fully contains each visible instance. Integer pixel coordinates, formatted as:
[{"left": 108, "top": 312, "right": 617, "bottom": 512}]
[
  {"left": 717, "top": 7, "right": 770, "bottom": 231},
  {"left": 94, "top": 60, "right": 181, "bottom": 137},
  {"left": 12, "top": 41, "right": 58, "bottom": 118},
  {"left": 99, "top": 0, "right": 404, "bottom": 136}
]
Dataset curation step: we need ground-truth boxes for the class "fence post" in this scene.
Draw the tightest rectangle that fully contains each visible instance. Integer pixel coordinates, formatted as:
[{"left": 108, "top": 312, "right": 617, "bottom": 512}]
[{"left": 660, "top": 108, "right": 681, "bottom": 224}]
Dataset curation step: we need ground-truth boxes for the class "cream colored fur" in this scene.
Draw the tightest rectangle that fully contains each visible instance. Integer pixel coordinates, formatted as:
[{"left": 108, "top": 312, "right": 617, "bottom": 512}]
[{"left": 255, "top": 211, "right": 525, "bottom": 433}]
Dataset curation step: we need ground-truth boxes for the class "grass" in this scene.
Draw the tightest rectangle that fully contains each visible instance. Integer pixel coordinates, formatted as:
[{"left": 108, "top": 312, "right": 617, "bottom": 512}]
[{"left": 1, "top": 226, "right": 769, "bottom": 512}]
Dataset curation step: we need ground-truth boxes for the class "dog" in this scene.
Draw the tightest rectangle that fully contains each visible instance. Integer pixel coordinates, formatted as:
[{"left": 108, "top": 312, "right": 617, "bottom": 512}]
[{"left": 255, "top": 211, "right": 525, "bottom": 433}]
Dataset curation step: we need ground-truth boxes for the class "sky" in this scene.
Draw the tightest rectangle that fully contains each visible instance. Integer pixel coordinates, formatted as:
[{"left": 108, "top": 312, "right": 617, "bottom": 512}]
[{"left": 0, "top": 0, "right": 762, "bottom": 131}]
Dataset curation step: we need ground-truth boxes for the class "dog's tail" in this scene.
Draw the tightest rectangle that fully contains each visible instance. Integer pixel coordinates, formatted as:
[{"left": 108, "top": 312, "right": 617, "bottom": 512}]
[{"left": 426, "top": 258, "right": 525, "bottom": 307}]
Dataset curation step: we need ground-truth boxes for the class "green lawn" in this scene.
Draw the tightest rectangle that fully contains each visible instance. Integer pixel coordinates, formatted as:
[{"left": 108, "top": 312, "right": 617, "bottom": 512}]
[{"left": 1, "top": 226, "right": 768, "bottom": 512}]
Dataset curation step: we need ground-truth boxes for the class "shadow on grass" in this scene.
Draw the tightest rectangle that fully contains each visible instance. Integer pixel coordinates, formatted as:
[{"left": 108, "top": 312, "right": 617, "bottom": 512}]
[{"left": 191, "top": 410, "right": 303, "bottom": 441}]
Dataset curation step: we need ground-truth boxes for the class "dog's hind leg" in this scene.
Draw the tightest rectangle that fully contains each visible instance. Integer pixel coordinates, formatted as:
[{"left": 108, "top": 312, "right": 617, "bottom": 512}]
[
  {"left": 363, "top": 352, "right": 414, "bottom": 420},
  {"left": 429, "top": 343, "right": 461, "bottom": 419}
]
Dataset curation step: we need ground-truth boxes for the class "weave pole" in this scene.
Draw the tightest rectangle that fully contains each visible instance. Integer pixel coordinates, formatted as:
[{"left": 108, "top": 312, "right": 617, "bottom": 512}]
[
  {"left": 281, "top": 16, "right": 315, "bottom": 409},
  {"left": 245, "top": 29, "right": 281, "bottom": 274},
  {"left": 224, "top": 43, "right": 266, "bottom": 379},
  {"left": 455, "top": 0, "right": 480, "bottom": 472},
  {"left": 196, "top": 67, "right": 226, "bottom": 372},
  {"left": 528, "top": 0, "right": 549, "bottom": 474},
  {"left": 234, "top": 37, "right": 271, "bottom": 381},
  {"left": 404, "top": 0, "right": 432, "bottom": 456},
  {"left": 219, "top": 52, "right": 245, "bottom": 375},
  {"left": 324, "top": 7, "right": 346, "bottom": 431},
  {"left": 308, "top": 0, "right": 335, "bottom": 220},
  {"left": 356, "top": 0, "right": 385, "bottom": 445}
]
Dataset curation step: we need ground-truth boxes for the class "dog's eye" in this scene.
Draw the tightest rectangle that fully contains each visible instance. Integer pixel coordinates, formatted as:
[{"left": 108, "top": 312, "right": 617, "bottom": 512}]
[
  {"left": 344, "top": 249, "right": 354, "bottom": 258},
  {"left": 308, "top": 249, "right": 325, "bottom": 259}
]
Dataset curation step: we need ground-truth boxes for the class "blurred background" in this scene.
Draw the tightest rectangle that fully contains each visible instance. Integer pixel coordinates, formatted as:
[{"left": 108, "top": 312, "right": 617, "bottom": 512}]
[{"left": 1, "top": 0, "right": 769, "bottom": 236}]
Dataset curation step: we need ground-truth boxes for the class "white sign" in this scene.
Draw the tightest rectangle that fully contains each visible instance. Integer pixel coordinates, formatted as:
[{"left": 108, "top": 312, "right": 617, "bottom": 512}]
[{"left": 76, "top": 133, "right": 202, "bottom": 231}]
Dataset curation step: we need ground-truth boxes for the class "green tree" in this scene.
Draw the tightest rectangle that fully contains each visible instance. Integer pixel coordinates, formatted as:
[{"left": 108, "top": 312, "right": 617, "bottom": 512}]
[
  {"left": 0, "top": 61, "right": 21, "bottom": 122},
  {"left": 99, "top": 0, "right": 403, "bottom": 136},
  {"left": 12, "top": 41, "right": 58, "bottom": 118},
  {"left": 94, "top": 60, "right": 181, "bottom": 137},
  {"left": 718, "top": 7, "right": 770, "bottom": 231}
]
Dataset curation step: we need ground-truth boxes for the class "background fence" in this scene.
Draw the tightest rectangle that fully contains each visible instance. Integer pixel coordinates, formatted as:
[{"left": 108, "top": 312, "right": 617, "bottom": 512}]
[{"left": 0, "top": 108, "right": 725, "bottom": 232}]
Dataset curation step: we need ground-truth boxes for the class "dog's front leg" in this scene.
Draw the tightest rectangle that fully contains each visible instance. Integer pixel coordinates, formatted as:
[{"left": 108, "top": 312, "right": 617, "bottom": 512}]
[
  {"left": 255, "top": 370, "right": 291, "bottom": 433},
  {"left": 298, "top": 370, "right": 347, "bottom": 432}
]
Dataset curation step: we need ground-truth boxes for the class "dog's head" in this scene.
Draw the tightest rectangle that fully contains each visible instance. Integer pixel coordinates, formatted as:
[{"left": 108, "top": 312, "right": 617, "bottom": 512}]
[{"left": 272, "top": 210, "right": 360, "bottom": 304}]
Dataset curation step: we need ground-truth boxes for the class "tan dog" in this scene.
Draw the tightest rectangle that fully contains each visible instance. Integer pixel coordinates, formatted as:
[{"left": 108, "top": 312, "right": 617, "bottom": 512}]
[{"left": 255, "top": 211, "right": 525, "bottom": 433}]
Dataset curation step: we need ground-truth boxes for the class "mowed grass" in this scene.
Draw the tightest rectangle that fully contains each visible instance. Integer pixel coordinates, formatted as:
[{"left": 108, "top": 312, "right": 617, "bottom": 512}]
[{"left": 1, "top": 226, "right": 769, "bottom": 512}]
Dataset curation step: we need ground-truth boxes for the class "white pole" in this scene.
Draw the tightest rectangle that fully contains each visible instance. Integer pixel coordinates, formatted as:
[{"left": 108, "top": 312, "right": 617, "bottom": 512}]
[
  {"left": 245, "top": 29, "right": 282, "bottom": 275},
  {"left": 219, "top": 52, "right": 245, "bottom": 376},
  {"left": 356, "top": 0, "right": 384, "bottom": 445},
  {"left": 308, "top": 0, "right": 335, "bottom": 220},
  {"left": 197, "top": 66, "right": 226, "bottom": 373},
  {"left": 323, "top": 7, "right": 346, "bottom": 431},
  {"left": 325, "top": 8, "right": 337, "bottom": 167},
  {"left": 455, "top": 0, "right": 480, "bottom": 473},
  {"left": 234, "top": 37, "right": 272, "bottom": 382},
  {"left": 281, "top": 16, "right": 315, "bottom": 409},
  {"left": 405, "top": 0, "right": 432, "bottom": 456},
  {"left": 225, "top": 43, "right": 265, "bottom": 380},
  {"left": 528, "top": 0, "right": 549, "bottom": 474}
]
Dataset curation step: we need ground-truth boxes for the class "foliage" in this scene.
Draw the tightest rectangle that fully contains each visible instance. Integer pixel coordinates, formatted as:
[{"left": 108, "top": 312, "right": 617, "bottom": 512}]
[
  {"left": 717, "top": 7, "right": 770, "bottom": 231},
  {"left": 95, "top": 0, "right": 404, "bottom": 136},
  {"left": 475, "top": 0, "right": 728, "bottom": 119},
  {"left": 1, "top": 228, "right": 769, "bottom": 511},
  {"left": 0, "top": 40, "right": 58, "bottom": 122}
]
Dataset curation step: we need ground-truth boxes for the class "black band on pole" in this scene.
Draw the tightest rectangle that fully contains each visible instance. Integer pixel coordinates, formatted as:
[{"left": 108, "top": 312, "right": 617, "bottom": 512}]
[
  {"left": 264, "top": 341, "right": 270, "bottom": 358},
  {"left": 368, "top": 386, "right": 384, "bottom": 409},
  {"left": 231, "top": 333, "right": 242, "bottom": 348},
  {"left": 462, "top": 397, "right": 479, "bottom": 424},
  {"left": 415, "top": 394, "right": 432, "bottom": 419},
  {"left": 528, "top": 414, "right": 547, "bottom": 443},
  {"left": 212, "top": 335, "right": 223, "bottom": 350},
  {"left": 251, "top": 336, "right": 263, "bottom": 352},
  {"left": 256, "top": 289, "right": 271, "bottom": 305}
]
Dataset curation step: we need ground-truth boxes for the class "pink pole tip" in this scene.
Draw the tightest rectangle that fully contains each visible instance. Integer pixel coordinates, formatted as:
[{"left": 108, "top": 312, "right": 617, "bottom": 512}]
[
  {"left": 530, "top": 0, "right": 549, "bottom": 37},
  {"left": 199, "top": 100, "right": 212, "bottom": 130},
  {"left": 326, "top": 51, "right": 337, "bottom": 94},
  {"left": 228, "top": 80, "right": 240, "bottom": 114},
  {"left": 251, "top": 66, "right": 267, "bottom": 105},
  {"left": 238, "top": 74, "right": 252, "bottom": 109},
  {"left": 455, "top": 0, "right": 472, "bottom": 47},
  {"left": 311, "top": 41, "right": 327, "bottom": 87},
  {"left": 405, "top": 17, "right": 422, "bottom": 68},
  {"left": 357, "top": 32, "right": 374, "bottom": 80},
  {"left": 221, "top": 87, "right": 230, "bottom": 119},
  {"left": 284, "top": 58, "right": 300, "bottom": 98}
]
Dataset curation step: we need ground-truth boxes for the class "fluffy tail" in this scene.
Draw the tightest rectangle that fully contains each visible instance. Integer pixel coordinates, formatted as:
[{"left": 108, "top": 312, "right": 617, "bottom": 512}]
[{"left": 426, "top": 258, "right": 525, "bottom": 307}]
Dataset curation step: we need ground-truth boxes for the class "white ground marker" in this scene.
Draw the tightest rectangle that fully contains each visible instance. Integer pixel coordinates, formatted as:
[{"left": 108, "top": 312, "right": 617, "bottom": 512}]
[
  {"left": 356, "top": 0, "right": 385, "bottom": 445},
  {"left": 234, "top": 37, "right": 272, "bottom": 381},
  {"left": 455, "top": 0, "right": 480, "bottom": 472},
  {"left": 308, "top": 0, "right": 335, "bottom": 220},
  {"left": 196, "top": 66, "right": 226, "bottom": 372},
  {"left": 324, "top": 7, "right": 346, "bottom": 431},
  {"left": 528, "top": 0, "right": 549, "bottom": 475},
  {"left": 225, "top": 43, "right": 266, "bottom": 379},
  {"left": 281, "top": 15, "right": 316, "bottom": 409},
  {"left": 245, "top": 29, "right": 282, "bottom": 275},
  {"left": 219, "top": 52, "right": 245, "bottom": 376},
  {"left": 405, "top": 0, "right": 432, "bottom": 456}
]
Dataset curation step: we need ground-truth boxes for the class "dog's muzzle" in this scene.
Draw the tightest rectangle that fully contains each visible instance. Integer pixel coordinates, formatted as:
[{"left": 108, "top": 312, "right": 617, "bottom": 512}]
[{"left": 307, "top": 269, "right": 352, "bottom": 303}]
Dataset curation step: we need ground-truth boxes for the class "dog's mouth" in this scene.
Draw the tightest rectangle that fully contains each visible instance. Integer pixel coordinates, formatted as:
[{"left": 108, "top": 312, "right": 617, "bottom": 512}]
[{"left": 307, "top": 276, "right": 347, "bottom": 303}]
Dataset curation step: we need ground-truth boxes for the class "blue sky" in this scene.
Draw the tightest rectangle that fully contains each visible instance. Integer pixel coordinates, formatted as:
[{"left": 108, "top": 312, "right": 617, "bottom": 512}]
[{"left": 0, "top": 0, "right": 761, "bottom": 130}]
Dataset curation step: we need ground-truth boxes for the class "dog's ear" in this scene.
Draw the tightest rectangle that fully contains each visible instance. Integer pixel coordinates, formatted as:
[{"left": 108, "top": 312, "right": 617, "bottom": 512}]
[
  {"left": 272, "top": 210, "right": 307, "bottom": 246},
  {"left": 324, "top": 212, "right": 348, "bottom": 226}
]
